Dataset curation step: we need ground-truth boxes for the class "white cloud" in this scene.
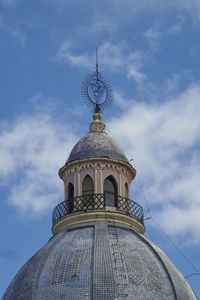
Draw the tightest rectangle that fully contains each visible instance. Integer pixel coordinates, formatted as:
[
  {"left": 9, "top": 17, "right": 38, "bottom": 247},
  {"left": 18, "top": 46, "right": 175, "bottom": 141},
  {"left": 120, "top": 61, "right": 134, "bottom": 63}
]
[
  {"left": 89, "top": 13, "right": 117, "bottom": 33},
  {"left": 144, "top": 26, "right": 161, "bottom": 50},
  {"left": 108, "top": 84, "right": 200, "bottom": 244},
  {"left": 56, "top": 40, "right": 92, "bottom": 68},
  {"left": 0, "top": 110, "right": 77, "bottom": 216},
  {"left": 56, "top": 41, "right": 145, "bottom": 84},
  {"left": 179, "top": 0, "right": 200, "bottom": 22},
  {"left": 167, "top": 16, "right": 185, "bottom": 34},
  {"left": 113, "top": 92, "right": 133, "bottom": 109},
  {"left": 0, "top": 15, "right": 26, "bottom": 46},
  {"left": 144, "top": 17, "right": 185, "bottom": 51},
  {"left": 9, "top": 27, "right": 26, "bottom": 46},
  {"left": 127, "top": 67, "right": 146, "bottom": 84}
]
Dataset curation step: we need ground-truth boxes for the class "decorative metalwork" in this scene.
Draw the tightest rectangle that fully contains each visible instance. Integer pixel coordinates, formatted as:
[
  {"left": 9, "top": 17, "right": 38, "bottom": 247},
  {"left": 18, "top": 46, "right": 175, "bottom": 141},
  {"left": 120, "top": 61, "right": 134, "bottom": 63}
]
[
  {"left": 52, "top": 194, "right": 144, "bottom": 225},
  {"left": 81, "top": 48, "right": 113, "bottom": 113}
]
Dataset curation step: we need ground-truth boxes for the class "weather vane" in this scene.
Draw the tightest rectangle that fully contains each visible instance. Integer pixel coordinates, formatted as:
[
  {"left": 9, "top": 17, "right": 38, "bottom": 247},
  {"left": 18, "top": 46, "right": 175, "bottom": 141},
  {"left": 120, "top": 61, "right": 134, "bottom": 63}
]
[{"left": 81, "top": 48, "right": 113, "bottom": 114}]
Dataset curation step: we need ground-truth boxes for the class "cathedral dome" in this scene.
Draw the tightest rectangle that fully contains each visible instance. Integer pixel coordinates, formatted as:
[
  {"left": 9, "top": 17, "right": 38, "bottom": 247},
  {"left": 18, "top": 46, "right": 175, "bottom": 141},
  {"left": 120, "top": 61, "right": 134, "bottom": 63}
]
[
  {"left": 66, "top": 113, "right": 128, "bottom": 164},
  {"left": 3, "top": 222, "right": 197, "bottom": 300}
]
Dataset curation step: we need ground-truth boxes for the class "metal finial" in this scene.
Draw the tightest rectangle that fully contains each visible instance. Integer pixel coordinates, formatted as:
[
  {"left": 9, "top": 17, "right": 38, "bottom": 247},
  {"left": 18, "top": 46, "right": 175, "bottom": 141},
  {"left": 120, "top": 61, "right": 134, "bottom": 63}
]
[{"left": 81, "top": 49, "right": 113, "bottom": 114}]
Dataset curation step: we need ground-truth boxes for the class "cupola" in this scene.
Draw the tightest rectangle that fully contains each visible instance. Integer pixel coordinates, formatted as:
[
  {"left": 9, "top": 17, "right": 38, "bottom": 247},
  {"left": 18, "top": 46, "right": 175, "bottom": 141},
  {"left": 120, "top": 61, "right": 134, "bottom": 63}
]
[{"left": 52, "top": 112, "right": 144, "bottom": 235}]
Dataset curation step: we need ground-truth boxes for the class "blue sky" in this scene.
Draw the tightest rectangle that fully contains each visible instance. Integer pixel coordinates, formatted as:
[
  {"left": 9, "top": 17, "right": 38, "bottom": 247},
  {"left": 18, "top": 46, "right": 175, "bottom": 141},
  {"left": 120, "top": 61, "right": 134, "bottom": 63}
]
[{"left": 1, "top": 0, "right": 200, "bottom": 297}]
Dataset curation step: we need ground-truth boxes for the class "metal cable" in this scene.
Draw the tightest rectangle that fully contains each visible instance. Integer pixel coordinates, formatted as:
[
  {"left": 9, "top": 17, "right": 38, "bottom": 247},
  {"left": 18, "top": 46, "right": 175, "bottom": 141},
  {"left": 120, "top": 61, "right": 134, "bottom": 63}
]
[
  {"left": 133, "top": 158, "right": 200, "bottom": 279},
  {"left": 105, "top": 125, "right": 200, "bottom": 278}
]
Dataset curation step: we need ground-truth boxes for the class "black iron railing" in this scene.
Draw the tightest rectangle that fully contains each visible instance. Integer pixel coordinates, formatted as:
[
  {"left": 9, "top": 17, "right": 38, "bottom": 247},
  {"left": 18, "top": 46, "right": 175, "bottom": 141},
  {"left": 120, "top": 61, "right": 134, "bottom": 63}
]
[{"left": 52, "top": 193, "right": 144, "bottom": 225}]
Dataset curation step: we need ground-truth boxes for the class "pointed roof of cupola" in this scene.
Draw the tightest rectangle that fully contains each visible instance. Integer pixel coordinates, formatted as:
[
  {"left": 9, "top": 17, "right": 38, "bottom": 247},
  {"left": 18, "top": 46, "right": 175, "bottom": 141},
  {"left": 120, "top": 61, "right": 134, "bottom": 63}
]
[{"left": 66, "top": 113, "right": 128, "bottom": 164}]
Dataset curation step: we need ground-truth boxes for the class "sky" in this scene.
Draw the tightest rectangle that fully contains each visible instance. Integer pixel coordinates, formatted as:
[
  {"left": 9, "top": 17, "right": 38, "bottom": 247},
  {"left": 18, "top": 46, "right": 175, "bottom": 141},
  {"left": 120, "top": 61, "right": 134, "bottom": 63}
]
[{"left": 0, "top": 0, "right": 200, "bottom": 297}]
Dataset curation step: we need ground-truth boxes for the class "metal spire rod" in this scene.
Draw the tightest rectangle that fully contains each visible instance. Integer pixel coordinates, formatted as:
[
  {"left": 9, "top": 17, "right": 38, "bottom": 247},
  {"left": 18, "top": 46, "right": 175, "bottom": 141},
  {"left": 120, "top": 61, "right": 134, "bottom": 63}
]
[{"left": 96, "top": 47, "right": 98, "bottom": 75}]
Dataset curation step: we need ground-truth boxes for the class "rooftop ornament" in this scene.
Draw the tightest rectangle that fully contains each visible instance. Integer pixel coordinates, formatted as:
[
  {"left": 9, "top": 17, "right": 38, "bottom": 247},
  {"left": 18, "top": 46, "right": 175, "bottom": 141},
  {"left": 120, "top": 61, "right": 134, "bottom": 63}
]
[{"left": 81, "top": 48, "right": 113, "bottom": 113}]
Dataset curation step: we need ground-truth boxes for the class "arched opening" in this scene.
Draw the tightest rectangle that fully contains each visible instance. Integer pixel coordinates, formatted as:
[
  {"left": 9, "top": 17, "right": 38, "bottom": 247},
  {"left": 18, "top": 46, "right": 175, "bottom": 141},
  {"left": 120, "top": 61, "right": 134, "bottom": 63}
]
[
  {"left": 104, "top": 176, "right": 117, "bottom": 207},
  {"left": 68, "top": 183, "right": 74, "bottom": 214},
  {"left": 82, "top": 175, "right": 94, "bottom": 208},
  {"left": 125, "top": 183, "right": 128, "bottom": 198}
]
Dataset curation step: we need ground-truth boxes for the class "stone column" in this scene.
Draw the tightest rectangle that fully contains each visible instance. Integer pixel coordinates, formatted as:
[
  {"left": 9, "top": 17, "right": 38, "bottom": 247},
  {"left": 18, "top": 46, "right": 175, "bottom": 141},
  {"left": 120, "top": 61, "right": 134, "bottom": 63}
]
[
  {"left": 77, "top": 172, "right": 81, "bottom": 196},
  {"left": 94, "top": 169, "right": 98, "bottom": 194},
  {"left": 119, "top": 173, "right": 122, "bottom": 196},
  {"left": 74, "top": 173, "right": 77, "bottom": 196},
  {"left": 100, "top": 169, "right": 103, "bottom": 194}
]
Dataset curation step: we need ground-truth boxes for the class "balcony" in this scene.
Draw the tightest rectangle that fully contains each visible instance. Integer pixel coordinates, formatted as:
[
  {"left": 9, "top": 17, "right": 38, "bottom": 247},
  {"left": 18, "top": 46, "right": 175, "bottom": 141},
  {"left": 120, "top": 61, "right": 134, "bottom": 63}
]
[{"left": 52, "top": 194, "right": 144, "bottom": 225}]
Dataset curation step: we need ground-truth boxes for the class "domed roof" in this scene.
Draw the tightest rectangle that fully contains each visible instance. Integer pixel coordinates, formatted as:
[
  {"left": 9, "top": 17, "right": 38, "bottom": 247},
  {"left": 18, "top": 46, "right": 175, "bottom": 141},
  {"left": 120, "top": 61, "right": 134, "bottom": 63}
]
[
  {"left": 67, "top": 131, "right": 128, "bottom": 163},
  {"left": 3, "top": 223, "right": 197, "bottom": 300},
  {"left": 67, "top": 114, "right": 128, "bottom": 164}
]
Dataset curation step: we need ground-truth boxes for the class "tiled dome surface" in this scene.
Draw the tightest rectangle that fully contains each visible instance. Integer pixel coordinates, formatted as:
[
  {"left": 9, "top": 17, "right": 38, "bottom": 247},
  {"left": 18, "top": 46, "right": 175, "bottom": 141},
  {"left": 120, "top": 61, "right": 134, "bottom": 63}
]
[
  {"left": 3, "top": 223, "right": 197, "bottom": 300},
  {"left": 67, "top": 131, "right": 128, "bottom": 163}
]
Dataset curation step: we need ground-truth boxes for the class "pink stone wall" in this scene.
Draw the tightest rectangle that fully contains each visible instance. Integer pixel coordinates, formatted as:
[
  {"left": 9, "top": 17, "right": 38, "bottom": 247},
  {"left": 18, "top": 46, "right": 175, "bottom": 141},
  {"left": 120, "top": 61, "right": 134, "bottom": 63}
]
[
  {"left": 64, "top": 173, "right": 74, "bottom": 200},
  {"left": 63, "top": 162, "right": 132, "bottom": 201}
]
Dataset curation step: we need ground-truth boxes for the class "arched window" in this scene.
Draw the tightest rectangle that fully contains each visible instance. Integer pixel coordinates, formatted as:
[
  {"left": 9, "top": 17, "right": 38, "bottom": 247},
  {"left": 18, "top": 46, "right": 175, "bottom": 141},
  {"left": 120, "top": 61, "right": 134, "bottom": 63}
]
[
  {"left": 125, "top": 183, "right": 128, "bottom": 198},
  {"left": 82, "top": 175, "right": 94, "bottom": 195},
  {"left": 68, "top": 183, "right": 74, "bottom": 214},
  {"left": 104, "top": 176, "right": 117, "bottom": 207},
  {"left": 82, "top": 175, "right": 94, "bottom": 208}
]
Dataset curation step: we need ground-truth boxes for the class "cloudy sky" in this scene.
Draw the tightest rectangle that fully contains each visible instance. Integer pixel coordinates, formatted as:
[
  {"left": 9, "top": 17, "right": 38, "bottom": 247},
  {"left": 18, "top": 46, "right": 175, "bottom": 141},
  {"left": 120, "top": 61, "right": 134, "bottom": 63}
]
[{"left": 0, "top": 0, "right": 200, "bottom": 297}]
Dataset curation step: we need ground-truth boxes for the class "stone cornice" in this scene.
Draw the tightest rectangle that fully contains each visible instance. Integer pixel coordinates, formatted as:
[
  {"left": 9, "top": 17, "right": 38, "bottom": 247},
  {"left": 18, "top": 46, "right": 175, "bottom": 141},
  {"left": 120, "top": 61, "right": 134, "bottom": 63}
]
[
  {"left": 52, "top": 209, "right": 145, "bottom": 235},
  {"left": 59, "top": 157, "right": 136, "bottom": 182}
]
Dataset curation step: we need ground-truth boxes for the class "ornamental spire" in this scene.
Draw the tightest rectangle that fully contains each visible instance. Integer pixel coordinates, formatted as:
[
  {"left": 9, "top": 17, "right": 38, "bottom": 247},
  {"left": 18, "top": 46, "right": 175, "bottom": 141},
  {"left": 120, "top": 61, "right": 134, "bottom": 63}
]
[{"left": 81, "top": 48, "right": 113, "bottom": 114}]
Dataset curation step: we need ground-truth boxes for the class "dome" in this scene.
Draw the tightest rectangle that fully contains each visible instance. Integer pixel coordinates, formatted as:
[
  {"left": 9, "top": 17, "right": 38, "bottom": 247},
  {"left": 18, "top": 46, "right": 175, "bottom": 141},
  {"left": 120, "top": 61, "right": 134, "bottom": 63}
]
[
  {"left": 66, "top": 113, "right": 128, "bottom": 164},
  {"left": 3, "top": 222, "right": 197, "bottom": 300},
  {"left": 67, "top": 131, "right": 128, "bottom": 164}
]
